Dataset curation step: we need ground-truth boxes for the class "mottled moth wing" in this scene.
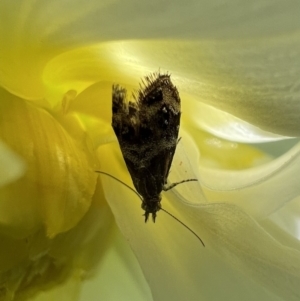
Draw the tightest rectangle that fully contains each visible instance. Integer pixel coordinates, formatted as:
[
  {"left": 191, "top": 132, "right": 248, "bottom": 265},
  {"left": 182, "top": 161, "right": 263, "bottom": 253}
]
[{"left": 112, "top": 73, "right": 181, "bottom": 221}]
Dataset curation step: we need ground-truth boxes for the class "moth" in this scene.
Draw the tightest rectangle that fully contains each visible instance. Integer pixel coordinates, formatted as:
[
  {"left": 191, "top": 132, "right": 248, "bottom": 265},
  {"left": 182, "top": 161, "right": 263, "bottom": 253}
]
[
  {"left": 111, "top": 72, "right": 195, "bottom": 222},
  {"left": 97, "top": 72, "right": 204, "bottom": 246}
]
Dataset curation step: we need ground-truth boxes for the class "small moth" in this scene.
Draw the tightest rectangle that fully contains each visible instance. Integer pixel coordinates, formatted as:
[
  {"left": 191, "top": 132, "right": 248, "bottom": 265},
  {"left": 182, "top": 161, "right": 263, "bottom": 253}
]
[
  {"left": 97, "top": 72, "right": 204, "bottom": 246},
  {"left": 112, "top": 72, "right": 195, "bottom": 222}
]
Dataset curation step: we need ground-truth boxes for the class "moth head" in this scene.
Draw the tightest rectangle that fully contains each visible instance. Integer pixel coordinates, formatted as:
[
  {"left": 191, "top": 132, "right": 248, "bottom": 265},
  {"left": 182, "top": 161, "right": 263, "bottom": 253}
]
[{"left": 142, "top": 197, "right": 162, "bottom": 223}]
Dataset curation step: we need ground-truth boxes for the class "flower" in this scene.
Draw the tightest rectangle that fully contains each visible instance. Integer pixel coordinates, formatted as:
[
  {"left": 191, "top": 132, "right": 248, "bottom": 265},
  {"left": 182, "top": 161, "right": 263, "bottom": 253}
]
[{"left": 1, "top": 1, "right": 300, "bottom": 301}]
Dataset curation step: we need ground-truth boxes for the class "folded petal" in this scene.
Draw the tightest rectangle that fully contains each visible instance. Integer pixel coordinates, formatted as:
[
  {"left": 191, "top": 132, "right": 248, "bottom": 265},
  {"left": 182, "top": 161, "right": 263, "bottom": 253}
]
[
  {"left": 199, "top": 140, "right": 300, "bottom": 220},
  {"left": 0, "top": 87, "right": 97, "bottom": 238},
  {"left": 165, "top": 130, "right": 300, "bottom": 222},
  {"left": 2, "top": 1, "right": 300, "bottom": 139},
  {"left": 42, "top": 38, "right": 300, "bottom": 139},
  {"left": 265, "top": 195, "right": 300, "bottom": 243},
  {"left": 183, "top": 100, "right": 292, "bottom": 143}
]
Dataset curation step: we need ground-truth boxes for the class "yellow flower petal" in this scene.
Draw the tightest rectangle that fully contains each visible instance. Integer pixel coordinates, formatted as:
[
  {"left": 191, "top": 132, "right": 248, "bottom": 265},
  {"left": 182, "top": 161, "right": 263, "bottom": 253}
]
[
  {"left": 29, "top": 273, "right": 81, "bottom": 301},
  {"left": 0, "top": 0, "right": 108, "bottom": 99},
  {"left": 1, "top": 1, "right": 300, "bottom": 300},
  {"left": 0, "top": 180, "right": 113, "bottom": 300},
  {"left": 0, "top": 87, "right": 97, "bottom": 238},
  {"left": 41, "top": 38, "right": 300, "bottom": 138},
  {"left": 0, "top": 140, "right": 26, "bottom": 187},
  {"left": 2, "top": 1, "right": 300, "bottom": 137},
  {"left": 181, "top": 127, "right": 272, "bottom": 170}
]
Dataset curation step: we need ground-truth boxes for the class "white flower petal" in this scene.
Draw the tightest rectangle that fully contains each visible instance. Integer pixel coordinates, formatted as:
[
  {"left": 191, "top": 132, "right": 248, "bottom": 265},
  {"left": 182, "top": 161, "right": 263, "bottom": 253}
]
[
  {"left": 266, "top": 196, "right": 300, "bottom": 241},
  {"left": 79, "top": 225, "right": 152, "bottom": 301},
  {"left": 183, "top": 100, "right": 292, "bottom": 143},
  {"left": 171, "top": 199, "right": 300, "bottom": 301},
  {"left": 200, "top": 142, "right": 300, "bottom": 219},
  {"left": 98, "top": 39, "right": 300, "bottom": 137},
  {"left": 98, "top": 143, "right": 300, "bottom": 301},
  {"left": 172, "top": 131, "right": 300, "bottom": 220}
]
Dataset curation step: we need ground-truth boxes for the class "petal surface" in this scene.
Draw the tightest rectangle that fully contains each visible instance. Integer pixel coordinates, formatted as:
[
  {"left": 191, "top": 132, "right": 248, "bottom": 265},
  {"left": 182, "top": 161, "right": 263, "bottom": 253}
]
[
  {"left": 0, "top": 87, "right": 97, "bottom": 238},
  {"left": 98, "top": 142, "right": 300, "bottom": 301}
]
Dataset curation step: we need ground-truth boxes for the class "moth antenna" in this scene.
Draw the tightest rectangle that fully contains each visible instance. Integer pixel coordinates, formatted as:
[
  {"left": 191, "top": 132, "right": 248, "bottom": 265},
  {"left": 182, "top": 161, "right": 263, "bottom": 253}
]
[
  {"left": 95, "top": 171, "right": 143, "bottom": 201},
  {"left": 161, "top": 208, "right": 205, "bottom": 247},
  {"left": 95, "top": 170, "right": 205, "bottom": 247}
]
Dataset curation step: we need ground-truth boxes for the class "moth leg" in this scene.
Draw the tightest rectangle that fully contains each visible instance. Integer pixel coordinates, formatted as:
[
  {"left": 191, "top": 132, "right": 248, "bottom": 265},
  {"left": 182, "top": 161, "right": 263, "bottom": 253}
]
[
  {"left": 163, "top": 178, "right": 197, "bottom": 191},
  {"left": 177, "top": 137, "right": 181, "bottom": 144}
]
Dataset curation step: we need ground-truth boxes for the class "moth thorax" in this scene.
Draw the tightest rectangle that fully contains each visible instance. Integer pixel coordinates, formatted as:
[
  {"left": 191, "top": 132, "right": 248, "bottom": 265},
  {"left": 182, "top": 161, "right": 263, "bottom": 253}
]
[{"left": 142, "top": 196, "right": 162, "bottom": 223}]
